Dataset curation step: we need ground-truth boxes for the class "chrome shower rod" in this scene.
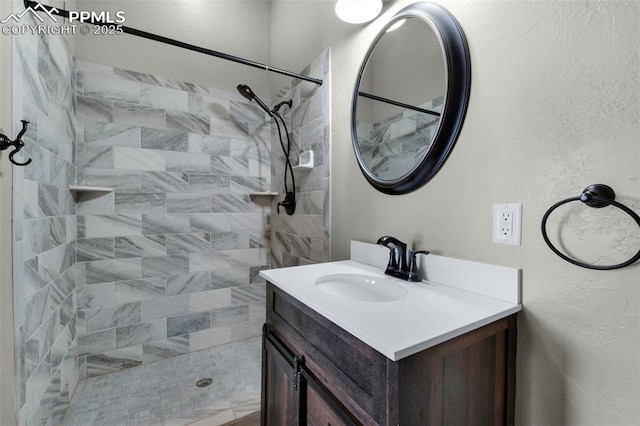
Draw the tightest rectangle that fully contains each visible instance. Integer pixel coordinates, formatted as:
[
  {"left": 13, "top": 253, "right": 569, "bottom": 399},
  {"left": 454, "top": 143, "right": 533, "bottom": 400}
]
[{"left": 23, "top": 0, "right": 323, "bottom": 86}]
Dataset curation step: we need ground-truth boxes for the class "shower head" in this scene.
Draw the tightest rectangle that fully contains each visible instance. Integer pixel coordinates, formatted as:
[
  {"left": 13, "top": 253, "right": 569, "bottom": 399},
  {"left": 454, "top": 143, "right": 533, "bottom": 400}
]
[{"left": 237, "top": 84, "right": 273, "bottom": 117}]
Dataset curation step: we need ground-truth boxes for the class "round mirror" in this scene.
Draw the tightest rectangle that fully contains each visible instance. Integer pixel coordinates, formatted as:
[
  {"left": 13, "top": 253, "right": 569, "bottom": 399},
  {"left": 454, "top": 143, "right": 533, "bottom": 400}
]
[{"left": 352, "top": 2, "right": 471, "bottom": 194}]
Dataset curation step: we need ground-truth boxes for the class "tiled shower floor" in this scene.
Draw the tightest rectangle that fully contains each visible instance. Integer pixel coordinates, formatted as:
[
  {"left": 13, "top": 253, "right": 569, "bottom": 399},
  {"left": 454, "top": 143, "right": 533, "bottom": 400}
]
[{"left": 62, "top": 337, "right": 262, "bottom": 426}]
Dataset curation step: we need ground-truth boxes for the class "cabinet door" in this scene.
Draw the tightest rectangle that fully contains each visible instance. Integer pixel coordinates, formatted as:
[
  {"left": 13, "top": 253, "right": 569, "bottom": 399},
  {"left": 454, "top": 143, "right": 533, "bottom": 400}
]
[
  {"left": 303, "top": 371, "right": 360, "bottom": 426},
  {"left": 262, "top": 330, "right": 302, "bottom": 426}
]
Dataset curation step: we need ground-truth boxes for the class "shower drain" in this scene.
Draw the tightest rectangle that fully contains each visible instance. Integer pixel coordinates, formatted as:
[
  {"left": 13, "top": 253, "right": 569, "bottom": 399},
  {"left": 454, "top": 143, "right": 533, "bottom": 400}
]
[{"left": 196, "top": 377, "right": 213, "bottom": 388}]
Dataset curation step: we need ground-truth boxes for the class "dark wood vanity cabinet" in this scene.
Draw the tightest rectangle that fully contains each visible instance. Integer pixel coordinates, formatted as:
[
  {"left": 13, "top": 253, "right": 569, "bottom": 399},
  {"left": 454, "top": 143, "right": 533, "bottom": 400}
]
[{"left": 262, "top": 282, "right": 518, "bottom": 426}]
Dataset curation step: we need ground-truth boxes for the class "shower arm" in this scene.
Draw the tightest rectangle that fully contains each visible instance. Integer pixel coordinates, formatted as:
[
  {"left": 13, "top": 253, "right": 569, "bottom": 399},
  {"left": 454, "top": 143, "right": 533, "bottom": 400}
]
[{"left": 22, "top": 0, "right": 323, "bottom": 87}]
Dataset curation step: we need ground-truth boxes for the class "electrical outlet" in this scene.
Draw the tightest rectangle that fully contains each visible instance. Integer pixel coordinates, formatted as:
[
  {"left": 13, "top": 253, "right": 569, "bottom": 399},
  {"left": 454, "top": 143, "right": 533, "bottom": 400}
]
[{"left": 493, "top": 204, "right": 522, "bottom": 245}]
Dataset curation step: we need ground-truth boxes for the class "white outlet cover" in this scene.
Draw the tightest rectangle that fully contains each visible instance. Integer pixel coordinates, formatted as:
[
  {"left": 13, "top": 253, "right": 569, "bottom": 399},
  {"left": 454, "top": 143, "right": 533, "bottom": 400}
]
[{"left": 493, "top": 203, "right": 522, "bottom": 245}]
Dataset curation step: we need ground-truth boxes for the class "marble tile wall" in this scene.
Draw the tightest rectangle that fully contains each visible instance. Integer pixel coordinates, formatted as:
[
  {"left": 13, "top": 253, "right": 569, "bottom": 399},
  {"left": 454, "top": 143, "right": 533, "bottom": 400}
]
[
  {"left": 271, "top": 50, "right": 331, "bottom": 267},
  {"left": 11, "top": 8, "right": 79, "bottom": 426},
  {"left": 355, "top": 96, "right": 443, "bottom": 180},
  {"left": 74, "top": 60, "right": 270, "bottom": 379}
]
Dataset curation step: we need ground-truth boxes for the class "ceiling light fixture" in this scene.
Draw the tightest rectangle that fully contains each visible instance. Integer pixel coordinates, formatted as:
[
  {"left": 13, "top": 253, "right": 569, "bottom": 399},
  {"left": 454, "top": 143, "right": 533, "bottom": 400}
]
[{"left": 335, "top": 0, "right": 383, "bottom": 24}]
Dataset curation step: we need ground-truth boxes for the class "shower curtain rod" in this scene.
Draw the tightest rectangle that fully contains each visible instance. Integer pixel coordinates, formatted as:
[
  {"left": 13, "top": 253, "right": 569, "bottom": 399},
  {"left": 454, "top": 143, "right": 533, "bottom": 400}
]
[{"left": 23, "top": 0, "right": 324, "bottom": 86}]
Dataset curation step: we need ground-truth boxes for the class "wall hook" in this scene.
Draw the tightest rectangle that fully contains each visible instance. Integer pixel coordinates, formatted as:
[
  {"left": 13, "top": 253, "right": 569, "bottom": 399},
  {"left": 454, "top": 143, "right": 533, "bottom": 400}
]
[{"left": 0, "top": 120, "right": 32, "bottom": 166}]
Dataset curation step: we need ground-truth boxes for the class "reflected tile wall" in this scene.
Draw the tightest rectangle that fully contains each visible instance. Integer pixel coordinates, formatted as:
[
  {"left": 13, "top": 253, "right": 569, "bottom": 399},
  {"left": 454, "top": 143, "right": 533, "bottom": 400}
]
[
  {"left": 75, "top": 60, "right": 270, "bottom": 379},
  {"left": 271, "top": 50, "right": 331, "bottom": 267},
  {"left": 12, "top": 9, "right": 79, "bottom": 426}
]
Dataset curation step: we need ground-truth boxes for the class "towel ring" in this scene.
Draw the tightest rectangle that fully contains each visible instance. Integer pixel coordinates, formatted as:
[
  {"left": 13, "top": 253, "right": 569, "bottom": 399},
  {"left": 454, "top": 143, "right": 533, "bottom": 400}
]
[{"left": 541, "top": 184, "right": 640, "bottom": 270}]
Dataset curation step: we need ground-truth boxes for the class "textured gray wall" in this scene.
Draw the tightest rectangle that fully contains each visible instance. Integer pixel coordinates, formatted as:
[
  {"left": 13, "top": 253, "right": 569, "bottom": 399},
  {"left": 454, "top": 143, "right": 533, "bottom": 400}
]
[{"left": 325, "top": 1, "right": 640, "bottom": 424}]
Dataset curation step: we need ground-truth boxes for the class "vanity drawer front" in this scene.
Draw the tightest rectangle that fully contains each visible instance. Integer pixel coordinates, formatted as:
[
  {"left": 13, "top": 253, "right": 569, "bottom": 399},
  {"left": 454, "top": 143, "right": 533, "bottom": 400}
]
[{"left": 267, "top": 283, "right": 389, "bottom": 425}]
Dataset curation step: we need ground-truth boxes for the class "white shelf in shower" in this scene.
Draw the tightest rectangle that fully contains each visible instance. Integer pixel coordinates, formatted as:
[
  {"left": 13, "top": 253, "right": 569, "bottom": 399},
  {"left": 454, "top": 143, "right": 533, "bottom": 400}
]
[
  {"left": 293, "top": 150, "right": 314, "bottom": 171},
  {"left": 69, "top": 185, "right": 114, "bottom": 193},
  {"left": 249, "top": 192, "right": 279, "bottom": 197}
]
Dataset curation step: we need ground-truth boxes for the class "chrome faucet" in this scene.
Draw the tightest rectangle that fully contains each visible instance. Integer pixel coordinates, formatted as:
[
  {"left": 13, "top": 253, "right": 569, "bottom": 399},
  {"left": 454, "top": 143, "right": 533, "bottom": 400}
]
[{"left": 377, "top": 236, "right": 429, "bottom": 282}]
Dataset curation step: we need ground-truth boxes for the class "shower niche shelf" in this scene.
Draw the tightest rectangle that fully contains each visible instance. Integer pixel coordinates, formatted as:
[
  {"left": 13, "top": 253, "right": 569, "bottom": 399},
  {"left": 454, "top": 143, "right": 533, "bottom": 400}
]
[
  {"left": 69, "top": 185, "right": 114, "bottom": 194},
  {"left": 292, "top": 150, "right": 314, "bottom": 171},
  {"left": 69, "top": 186, "right": 114, "bottom": 201},
  {"left": 249, "top": 192, "right": 279, "bottom": 197}
]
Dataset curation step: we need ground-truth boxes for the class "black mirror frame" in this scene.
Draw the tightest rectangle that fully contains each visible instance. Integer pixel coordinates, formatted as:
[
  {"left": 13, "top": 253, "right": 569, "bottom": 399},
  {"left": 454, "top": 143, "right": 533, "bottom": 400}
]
[{"left": 351, "top": 2, "right": 471, "bottom": 195}]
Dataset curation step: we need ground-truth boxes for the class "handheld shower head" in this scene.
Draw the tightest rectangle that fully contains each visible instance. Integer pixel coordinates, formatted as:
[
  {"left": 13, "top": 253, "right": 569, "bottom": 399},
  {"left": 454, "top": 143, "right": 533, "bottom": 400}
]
[{"left": 236, "top": 84, "right": 273, "bottom": 117}]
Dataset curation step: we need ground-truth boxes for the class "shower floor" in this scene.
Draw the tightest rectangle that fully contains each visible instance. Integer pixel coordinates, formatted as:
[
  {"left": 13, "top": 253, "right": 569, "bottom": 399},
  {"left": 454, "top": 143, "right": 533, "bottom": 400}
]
[{"left": 62, "top": 337, "right": 262, "bottom": 426}]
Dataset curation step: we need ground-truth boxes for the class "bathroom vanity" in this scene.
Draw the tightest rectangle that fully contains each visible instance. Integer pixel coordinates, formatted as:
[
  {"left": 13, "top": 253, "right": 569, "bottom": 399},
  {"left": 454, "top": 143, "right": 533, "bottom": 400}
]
[{"left": 259, "top": 242, "right": 521, "bottom": 425}]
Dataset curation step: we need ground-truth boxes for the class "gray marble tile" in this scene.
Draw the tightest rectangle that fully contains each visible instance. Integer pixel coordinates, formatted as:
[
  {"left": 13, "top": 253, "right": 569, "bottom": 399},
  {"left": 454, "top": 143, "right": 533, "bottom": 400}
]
[
  {"left": 82, "top": 169, "right": 142, "bottom": 192},
  {"left": 114, "top": 193, "right": 167, "bottom": 214},
  {"left": 114, "top": 278, "right": 166, "bottom": 304},
  {"left": 230, "top": 176, "right": 267, "bottom": 193},
  {"left": 211, "top": 268, "right": 250, "bottom": 290},
  {"left": 142, "top": 336, "right": 189, "bottom": 363},
  {"left": 167, "top": 312, "right": 210, "bottom": 338},
  {"left": 187, "top": 134, "right": 230, "bottom": 155},
  {"left": 77, "top": 145, "right": 114, "bottom": 169},
  {"left": 231, "top": 284, "right": 265, "bottom": 306},
  {"left": 50, "top": 267, "right": 75, "bottom": 307},
  {"left": 189, "top": 252, "right": 229, "bottom": 273},
  {"left": 77, "top": 328, "right": 116, "bottom": 357},
  {"left": 142, "top": 255, "right": 189, "bottom": 278},
  {"left": 113, "top": 147, "right": 166, "bottom": 171},
  {"left": 77, "top": 95, "right": 114, "bottom": 123},
  {"left": 141, "top": 294, "right": 189, "bottom": 321},
  {"left": 115, "top": 319, "right": 166, "bottom": 348},
  {"left": 188, "top": 174, "right": 229, "bottom": 193},
  {"left": 82, "top": 214, "right": 142, "bottom": 238},
  {"left": 166, "top": 152, "right": 211, "bottom": 174},
  {"left": 228, "top": 213, "right": 265, "bottom": 233},
  {"left": 85, "top": 258, "right": 142, "bottom": 285},
  {"left": 211, "top": 155, "right": 248, "bottom": 176},
  {"left": 166, "top": 110, "right": 210, "bottom": 134},
  {"left": 114, "top": 235, "right": 167, "bottom": 258},
  {"left": 37, "top": 242, "right": 74, "bottom": 285},
  {"left": 211, "top": 194, "right": 252, "bottom": 213},
  {"left": 76, "top": 191, "right": 115, "bottom": 216},
  {"left": 37, "top": 182, "right": 59, "bottom": 217},
  {"left": 189, "top": 213, "right": 231, "bottom": 233},
  {"left": 141, "top": 127, "right": 188, "bottom": 151},
  {"left": 77, "top": 283, "right": 114, "bottom": 310},
  {"left": 85, "top": 302, "right": 141, "bottom": 332},
  {"left": 166, "top": 193, "right": 211, "bottom": 213},
  {"left": 188, "top": 288, "right": 233, "bottom": 313},
  {"left": 113, "top": 101, "right": 165, "bottom": 129},
  {"left": 82, "top": 73, "right": 140, "bottom": 103},
  {"left": 83, "top": 121, "right": 140, "bottom": 148},
  {"left": 140, "top": 84, "right": 189, "bottom": 110},
  {"left": 210, "top": 231, "right": 250, "bottom": 251},
  {"left": 188, "top": 92, "right": 229, "bottom": 116},
  {"left": 211, "top": 305, "right": 250, "bottom": 329},
  {"left": 166, "top": 233, "right": 210, "bottom": 255},
  {"left": 141, "top": 171, "right": 190, "bottom": 193},
  {"left": 84, "top": 346, "right": 143, "bottom": 378},
  {"left": 166, "top": 271, "right": 210, "bottom": 296},
  {"left": 142, "top": 214, "right": 190, "bottom": 235},
  {"left": 228, "top": 248, "right": 268, "bottom": 268},
  {"left": 77, "top": 61, "right": 114, "bottom": 76}
]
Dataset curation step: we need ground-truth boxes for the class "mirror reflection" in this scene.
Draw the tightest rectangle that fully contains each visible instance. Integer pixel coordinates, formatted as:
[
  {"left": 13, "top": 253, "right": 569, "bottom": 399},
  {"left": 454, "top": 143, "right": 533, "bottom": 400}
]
[{"left": 354, "top": 17, "right": 446, "bottom": 181}]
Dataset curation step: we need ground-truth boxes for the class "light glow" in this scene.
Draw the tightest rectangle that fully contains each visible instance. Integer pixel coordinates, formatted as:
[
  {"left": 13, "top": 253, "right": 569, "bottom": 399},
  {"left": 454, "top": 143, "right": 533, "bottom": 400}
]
[{"left": 335, "top": 0, "right": 383, "bottom": 24}]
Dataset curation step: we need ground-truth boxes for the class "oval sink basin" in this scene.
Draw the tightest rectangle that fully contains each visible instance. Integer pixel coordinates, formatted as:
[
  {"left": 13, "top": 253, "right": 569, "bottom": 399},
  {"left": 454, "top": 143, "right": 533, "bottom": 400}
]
[{"left": 315, "top": 273, "right": 408, "bottom": 302}]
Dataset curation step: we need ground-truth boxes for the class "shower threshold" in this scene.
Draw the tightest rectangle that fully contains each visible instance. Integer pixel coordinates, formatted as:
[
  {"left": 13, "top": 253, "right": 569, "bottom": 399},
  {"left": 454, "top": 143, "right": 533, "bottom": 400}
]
[{"left": 62, "top": 336, "right": 262, "bottom": 426}]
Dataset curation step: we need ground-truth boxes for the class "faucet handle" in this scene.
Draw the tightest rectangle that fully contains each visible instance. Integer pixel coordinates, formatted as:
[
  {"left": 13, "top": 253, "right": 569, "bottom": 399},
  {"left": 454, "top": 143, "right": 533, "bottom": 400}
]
[
  {"left": 408, "top": 250, "right": 430, "bottom": 282},
  {"left": 387, "top": 247, "right": 398, "bottom": 271}
]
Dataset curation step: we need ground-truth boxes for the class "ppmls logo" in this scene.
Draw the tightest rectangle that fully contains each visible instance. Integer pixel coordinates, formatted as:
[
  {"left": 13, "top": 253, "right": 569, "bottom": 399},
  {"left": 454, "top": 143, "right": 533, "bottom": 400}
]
[{"left": 0, "top": 4, "right": 59, "bottom": 24}]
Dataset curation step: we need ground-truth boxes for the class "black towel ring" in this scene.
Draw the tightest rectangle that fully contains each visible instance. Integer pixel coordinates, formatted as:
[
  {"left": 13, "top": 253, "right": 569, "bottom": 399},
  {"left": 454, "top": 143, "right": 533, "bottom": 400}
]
[{"left": 541, "top": 184, "right": 640, "bottom": 270}]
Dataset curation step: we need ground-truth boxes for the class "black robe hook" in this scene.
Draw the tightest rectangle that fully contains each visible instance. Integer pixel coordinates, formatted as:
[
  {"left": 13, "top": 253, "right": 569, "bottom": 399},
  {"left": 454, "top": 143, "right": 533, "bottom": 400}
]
[{"left": 0, "top": 120, "right": 32, "bottom": 166}]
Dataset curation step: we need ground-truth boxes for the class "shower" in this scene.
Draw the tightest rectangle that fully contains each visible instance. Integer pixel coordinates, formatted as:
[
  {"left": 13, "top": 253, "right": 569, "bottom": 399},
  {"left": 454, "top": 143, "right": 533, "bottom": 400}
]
[
  {"left": 9, "top": 1, "right": 329, "bottom": 424},
  {"left": 237, "top": 84, "right": 297, "bottom": 215}
]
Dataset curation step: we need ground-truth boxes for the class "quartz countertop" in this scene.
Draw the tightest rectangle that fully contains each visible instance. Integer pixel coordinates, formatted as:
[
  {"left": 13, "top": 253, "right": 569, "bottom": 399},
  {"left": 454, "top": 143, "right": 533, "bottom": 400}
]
[{"left": 260, "top": 259, "right": 521, "bottom": 361}]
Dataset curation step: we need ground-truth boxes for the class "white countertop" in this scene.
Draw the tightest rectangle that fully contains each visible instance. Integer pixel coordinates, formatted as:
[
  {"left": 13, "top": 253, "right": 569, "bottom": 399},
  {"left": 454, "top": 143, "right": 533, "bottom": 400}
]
[{"left": 260, "top": 258, "right": 521, "bottom": 361}]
